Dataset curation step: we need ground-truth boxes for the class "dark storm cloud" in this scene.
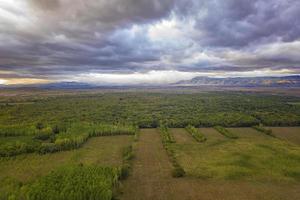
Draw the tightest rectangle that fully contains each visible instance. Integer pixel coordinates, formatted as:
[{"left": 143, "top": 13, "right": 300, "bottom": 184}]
[
  {"left": 183, "top": 0, "right": 300, "bottom": 47},
  {"left": 0, "top": 0, "right": 299, "bottom": 83}
]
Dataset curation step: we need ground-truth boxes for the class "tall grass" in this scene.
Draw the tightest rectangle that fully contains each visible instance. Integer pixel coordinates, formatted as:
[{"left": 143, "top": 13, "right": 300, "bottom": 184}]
[
  {"left": 90, "top": 124, "right": 137, "bottom": 137},
  {"left": 25, "top": 165, "right": 120, "bottom": 200},
  {"left": 214, "top": 126, "right": 238, "bottom": 139},
  {"left": 0, "top": 139, "right": 41, "bottom": 157},
  {"left": 0, "top": 125, "right": 37, "bottom": 137},
  {"left": 185, "top": 125, "right": 207, "bottom": 142}
]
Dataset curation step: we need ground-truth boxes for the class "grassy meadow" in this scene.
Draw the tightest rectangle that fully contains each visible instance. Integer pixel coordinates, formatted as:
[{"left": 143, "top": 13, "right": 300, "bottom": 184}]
[{"left": 170, "top": 128, "right": 300, "bottom": 182}]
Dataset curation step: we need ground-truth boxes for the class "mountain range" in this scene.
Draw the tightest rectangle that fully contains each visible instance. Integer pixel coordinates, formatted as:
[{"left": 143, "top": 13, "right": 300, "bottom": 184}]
[
  {"left": 1, "top": 76, "right": 300, "bottom": 89},
  {"left": 174, "top": 76, "right": 300, "bottom": 87}
]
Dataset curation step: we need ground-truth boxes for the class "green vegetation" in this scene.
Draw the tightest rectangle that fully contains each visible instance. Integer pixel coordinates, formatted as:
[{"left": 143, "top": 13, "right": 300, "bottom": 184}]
[
  {"left": 159, "top": 125, "right": 185, "bottom": 177},
  {"left": 0, "top": 137, "right": 41, "bottom": 157},
  {"left": 214, "top": 126, "right": 238, "bottom": 139},
  {"left": 0, "top": 92, "right": 300, "bottom": 128},
  {"left": 185, "top": 125, "right": 207, "bottom": 142},
  {"left": 0, "top": 91, "right": 300, "bottom": 199},
  {"left": 252, "top": 124, "right": 275, "bottom": 137},
  {"left": 120, "top": 145, "right": 134, "bottom": 180},
  {"left": 0, "top": 125, "right": 37, "bottom": 137},
  {"left": 171, "top": 128, "right": 300, "bottom": 181},
  {"left": 7, "top": 165, "right": 120, "bottom": 200},
  {"left": 0, "top": 135, "right": 132, "bottom": 200},
  {"left": 0, "top": 123, "right": 137, "bottom": 157},
  {"left": 159, "top": 125, "right": 175, "bottom": 144}
]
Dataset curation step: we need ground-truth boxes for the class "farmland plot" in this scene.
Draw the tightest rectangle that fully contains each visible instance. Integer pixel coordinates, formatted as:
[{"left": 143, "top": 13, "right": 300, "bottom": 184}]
[
  {"left": 269, "top": 127, "right": 300, "bottom": 145},
  {"left": 0, "top": 135, "right": 132, "bottom": 199},
  {"left": 171, "top": 128, "right": 300, "bottom": 181},
  {"left": 122, "top": 129, "right": 300, "bottom": 200}
]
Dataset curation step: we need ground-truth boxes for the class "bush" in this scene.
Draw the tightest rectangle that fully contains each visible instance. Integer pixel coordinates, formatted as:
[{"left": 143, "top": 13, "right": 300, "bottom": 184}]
[
  {"left": 38, "top": 143, "right": 58, "bottom": 154},
  {"left": 252, "top": 124, "right": 275, "bottom": 137},
  {"left": 122, "top": 145, "right": 134, "bottom": 161},
  {"left": 33, "top": 127, "right": 53, "bottom": 141},
  {"left": 35, "top": 122, "right": 44, "bottom": 130},
  {"left": 120, "top": 145, "right": 134, "bottom": 180},
  {"left": 214, "top": 126, "right": 238, "bottom": 139},
  {"left": 159, "top": 125, "right": 175, "bottom": 144},
  {"left": 172, "top": 166, "right": 185, "bottom": 178},
  {"left": 185, "top": 125, "right": 206, "bottom": 142},
  {"left": 158, "top": 125, "right": 185, "bottom": 178},
  {"left": 120, "top": 164, "right": 131, "bottom": 180}
]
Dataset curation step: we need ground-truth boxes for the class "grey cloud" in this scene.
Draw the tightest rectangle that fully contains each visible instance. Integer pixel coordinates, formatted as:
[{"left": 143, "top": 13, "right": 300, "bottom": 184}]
[
  {"left": 0, "top": 0, "right": 299, "bottom": 82},
  {"left": 179, "top": 0, "right": 300, "bottom": 47},
  {"left": 29, "top": 0, "right": 60, "bottom": 10}
]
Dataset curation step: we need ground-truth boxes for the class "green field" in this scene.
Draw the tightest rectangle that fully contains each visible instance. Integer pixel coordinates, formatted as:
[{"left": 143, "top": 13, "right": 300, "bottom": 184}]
[
  {"left": 0, "top": 135, "right": 132, "bottom": 199},
  {"left": 170, "top": 128, "right": 300, "bottom": 181}
]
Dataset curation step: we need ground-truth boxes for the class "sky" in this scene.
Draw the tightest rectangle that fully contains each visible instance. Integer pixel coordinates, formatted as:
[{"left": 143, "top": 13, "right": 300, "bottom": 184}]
[{"left": 0, "top": 0, "right": 299, "bottom": 85}]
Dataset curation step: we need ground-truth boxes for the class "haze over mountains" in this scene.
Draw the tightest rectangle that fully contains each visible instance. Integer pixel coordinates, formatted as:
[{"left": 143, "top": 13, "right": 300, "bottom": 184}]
[{"left": 1, "top": 76, "right": 299, "bottom": 89}]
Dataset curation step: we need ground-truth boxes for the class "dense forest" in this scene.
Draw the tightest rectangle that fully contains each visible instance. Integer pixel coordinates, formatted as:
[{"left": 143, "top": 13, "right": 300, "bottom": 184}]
[{"left": 0, "top": 92, "right": 299, "bottom": 128}]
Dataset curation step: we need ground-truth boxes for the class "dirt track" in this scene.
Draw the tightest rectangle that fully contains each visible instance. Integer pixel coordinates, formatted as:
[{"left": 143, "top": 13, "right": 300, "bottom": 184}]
[{"left": 121, "top": 129, "right": 300, "bottom": 200}]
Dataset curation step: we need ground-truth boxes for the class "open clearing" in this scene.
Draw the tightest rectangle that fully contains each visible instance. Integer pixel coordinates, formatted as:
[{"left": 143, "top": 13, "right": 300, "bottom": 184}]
[
  {"left": 269, "top": 127, "right": 300, "bottom": 145},
  {"left": 0, "top": 135, "right": 131, "bottom": 196},
  {"left": 121, "top": 129, "right": 300, "bottom": 200}
]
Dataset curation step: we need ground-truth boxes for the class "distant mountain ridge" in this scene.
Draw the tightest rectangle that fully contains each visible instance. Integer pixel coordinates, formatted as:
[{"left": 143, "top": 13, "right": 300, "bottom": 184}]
[
  {"left": 1, "top": 76, "right": 300, "bottom": 89},
  {"left": 38, "top": 82, "right": 96, "bottom": 89},
  {"left": 175, "top": 76, "right": 300, "bottom": 87}
]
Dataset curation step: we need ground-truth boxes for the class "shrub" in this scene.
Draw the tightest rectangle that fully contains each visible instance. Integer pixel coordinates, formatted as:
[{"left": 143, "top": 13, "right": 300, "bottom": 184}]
[
  {"left": 158, "top": 125, "right": 185, "bottom": 178},
  {"left": 159, "top": 125, "right": 175, "bottom": 144},
  {"left": 33, "top": 127, "right": 53, "bottom": 141},
  {"left": 35, "top": 122, "right": 44, "bottom": 130},
  {"left": 252, "top": 124, "right": 275, "bottom": 137},
  {"left": 120, "top": 163, "right": 131, "bottom": 180},
  {"left": 120, "top": 145, "right": 134, "bottom": 180},
  {"left": 38, "top": 143, "right": 58, "bottom": 154},
  {"left": 51, "top": 125, "right": 60, "bottom": 134},
  {"left": 122, "top": 145, "right": 134, "bottom": 161},
  {"left": 214, "top": 126, "right": 238, "bottom": 139},
  {"left": 172, "top": 166, "right": 185, "bottom": 177},
  {"left": 185, "top": 125, "right": 206, "bottom": 142}
]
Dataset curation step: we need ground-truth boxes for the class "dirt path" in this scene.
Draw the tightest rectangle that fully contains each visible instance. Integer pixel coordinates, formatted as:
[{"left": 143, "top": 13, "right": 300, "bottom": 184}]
[
  {"left": 121, "top": 129, "right": 300, "bottom": 200},
  {"left": 121, "top": 129, "right": 175, "bottom": 200},
  {"left": 171, "top": 128, "right": 197, "bottom": 144}
]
